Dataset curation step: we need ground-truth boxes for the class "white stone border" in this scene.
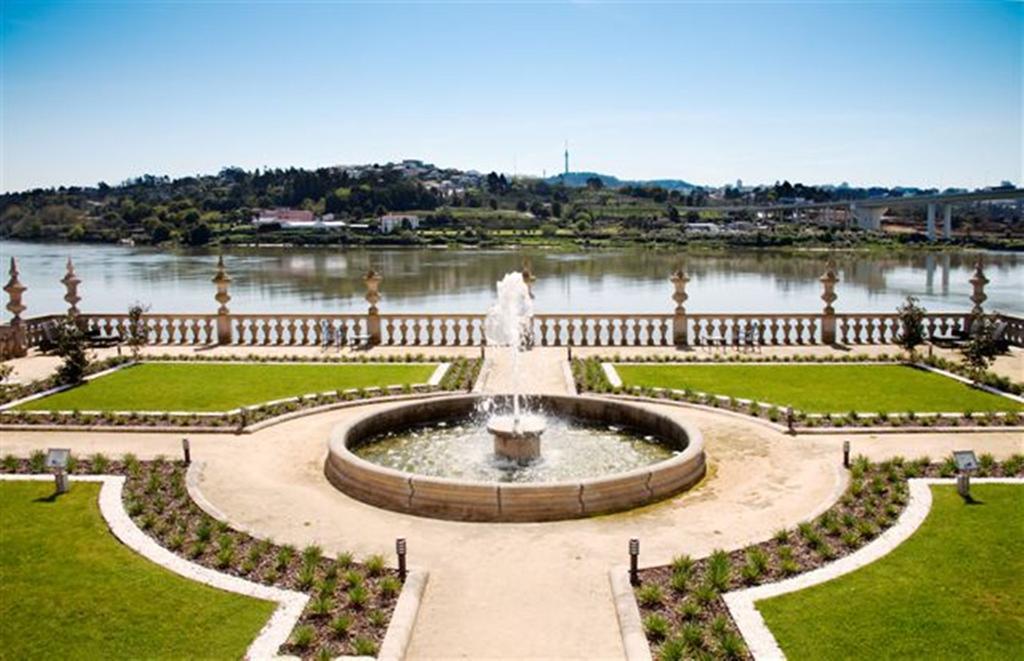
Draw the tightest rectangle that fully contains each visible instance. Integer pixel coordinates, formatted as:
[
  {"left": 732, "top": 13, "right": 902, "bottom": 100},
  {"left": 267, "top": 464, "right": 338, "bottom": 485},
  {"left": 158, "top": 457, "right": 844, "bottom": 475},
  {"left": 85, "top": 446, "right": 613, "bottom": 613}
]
[
  {"left": 608, "top": 565, "right": 653, "bottom": 661},
  {"left": 427, "top": 362, "right": 450, "bottom": 387},
  {"left": 723, "top": 477, "right": 1024, "bottom": 660},
  {"left": 602, "top": 362, "right": 623, "bottom": 388},
  {"left": 0, "top": 473, "right": 308, "bottom": 660}
]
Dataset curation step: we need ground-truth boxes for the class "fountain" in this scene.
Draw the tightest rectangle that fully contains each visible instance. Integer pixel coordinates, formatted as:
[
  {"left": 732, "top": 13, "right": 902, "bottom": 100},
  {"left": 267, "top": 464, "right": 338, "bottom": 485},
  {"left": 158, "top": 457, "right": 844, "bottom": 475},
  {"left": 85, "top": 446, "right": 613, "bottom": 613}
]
[
  {"left": 323, "top": 269, "right": 707, "bottom": 522},
  {"left": 483, "top": 272, "right": 545, "bottom": 462}
]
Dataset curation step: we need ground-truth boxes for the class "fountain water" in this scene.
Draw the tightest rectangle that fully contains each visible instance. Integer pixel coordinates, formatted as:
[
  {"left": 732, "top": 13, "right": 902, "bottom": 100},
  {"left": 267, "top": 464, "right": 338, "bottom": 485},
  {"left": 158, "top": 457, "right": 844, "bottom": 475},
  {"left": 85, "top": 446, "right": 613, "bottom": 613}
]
[{"left": 484, "top": 271, "right": 545, "bottom": 462}]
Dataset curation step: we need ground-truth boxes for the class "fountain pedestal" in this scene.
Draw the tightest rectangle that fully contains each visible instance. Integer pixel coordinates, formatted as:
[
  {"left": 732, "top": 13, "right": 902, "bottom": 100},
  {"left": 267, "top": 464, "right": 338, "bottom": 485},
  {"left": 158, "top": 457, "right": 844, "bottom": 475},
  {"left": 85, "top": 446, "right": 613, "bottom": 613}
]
[{"left": 488, "top": 415, "right": 545, "bottom": 462}]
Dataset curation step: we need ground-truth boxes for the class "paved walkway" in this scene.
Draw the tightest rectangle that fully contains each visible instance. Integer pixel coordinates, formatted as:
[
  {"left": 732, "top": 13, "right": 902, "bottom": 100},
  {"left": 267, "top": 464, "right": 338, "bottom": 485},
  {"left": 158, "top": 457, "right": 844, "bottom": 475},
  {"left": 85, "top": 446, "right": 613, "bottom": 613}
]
[
  {"left": 479, "top": 346, "right": 572, "bottom": 395},
  {"left": 2, "top": 344, "right": 1021, "bottom": 659}
]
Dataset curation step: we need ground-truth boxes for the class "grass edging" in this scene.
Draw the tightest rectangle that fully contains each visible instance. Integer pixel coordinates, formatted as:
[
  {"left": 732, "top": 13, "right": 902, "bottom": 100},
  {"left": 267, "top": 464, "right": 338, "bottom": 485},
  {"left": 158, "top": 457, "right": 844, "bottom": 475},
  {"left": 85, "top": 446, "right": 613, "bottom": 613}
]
[
  {"left": 723, "top": 478, "right": 1024, "bottom": 659},
  {"left": 0, "top": 473, "right": 307, "bottom": 658}
]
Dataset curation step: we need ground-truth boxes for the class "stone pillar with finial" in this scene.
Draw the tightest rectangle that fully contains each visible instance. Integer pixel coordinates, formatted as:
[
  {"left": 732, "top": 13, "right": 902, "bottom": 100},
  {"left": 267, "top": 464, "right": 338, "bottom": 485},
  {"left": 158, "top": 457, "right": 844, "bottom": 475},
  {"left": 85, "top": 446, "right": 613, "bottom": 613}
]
[
  {"left": 670, "top": 266, "right": 690, "bottom": 346},
  {"left": 212, "top": 255, "right": 232, "bottom": 344},
  {"left": 61, "top": 258, "right": 82, "bottom": 317},
  {"left": 820, "top": 259, "right": 839, "bottom": 345},
  {"left": 4, "top": 257, "right": 28, "bottom": 357},
  {"left": 969, "top": 256, "right": 988, "bottom": 321},
  {"left": 364, "top": 269, "right": 383, "bottom": 346}
]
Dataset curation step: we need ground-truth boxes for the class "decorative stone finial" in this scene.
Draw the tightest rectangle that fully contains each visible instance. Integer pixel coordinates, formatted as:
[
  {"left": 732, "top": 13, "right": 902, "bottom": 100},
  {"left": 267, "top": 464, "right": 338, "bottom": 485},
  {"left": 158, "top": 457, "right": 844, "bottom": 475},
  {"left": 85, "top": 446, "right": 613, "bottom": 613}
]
[
  {"left": 364, "top": 269, "right": 383, "bottom": 314},
  {"left": 969, "top": 256, "right": 988, "bottom": 315},
  {"left": 4, "top": 257, "right": 27, "bottom": 323},
  {"left": 819, "top": 259, "right": 839, "bottom": 315},
  {"left": 61, "top": 257, "right": 82, "bottom": 315},
  {"left": 212, "top": 255, "right": 232, "bottom": 315},
  {"left": 670, "top": 267, "right": 690, "bottom": 314}
]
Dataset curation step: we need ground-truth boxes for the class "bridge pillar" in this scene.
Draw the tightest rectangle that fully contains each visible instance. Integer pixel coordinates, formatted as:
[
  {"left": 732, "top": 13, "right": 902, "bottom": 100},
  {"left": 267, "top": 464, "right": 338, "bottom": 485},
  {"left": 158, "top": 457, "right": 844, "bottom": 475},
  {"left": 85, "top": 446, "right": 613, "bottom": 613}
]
[
  {"left": 850, "top": 204, "right": 884, "bottom": 230},
  {"left": 942, "top": 204, "right": 952, "bottom": 239},
  {"left": 926, "top": 203, "right": 936, "bottom": 241}
]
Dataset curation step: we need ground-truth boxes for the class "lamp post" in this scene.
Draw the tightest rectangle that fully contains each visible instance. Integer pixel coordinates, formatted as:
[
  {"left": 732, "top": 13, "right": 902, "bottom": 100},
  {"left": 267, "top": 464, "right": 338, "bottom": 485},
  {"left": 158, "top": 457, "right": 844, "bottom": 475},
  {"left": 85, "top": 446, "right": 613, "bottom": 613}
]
[
  {"left": 628, "top": 538, "right": 640, "bottom": 586},
  {"left": 396, "top": 538, "right": 407, "bottom": 581},
  {"left": 182, "top": 438, "right": 191, "bottom": 465},
  {"left": 842, "top": 440, "right": 851, "bottom": 469}
]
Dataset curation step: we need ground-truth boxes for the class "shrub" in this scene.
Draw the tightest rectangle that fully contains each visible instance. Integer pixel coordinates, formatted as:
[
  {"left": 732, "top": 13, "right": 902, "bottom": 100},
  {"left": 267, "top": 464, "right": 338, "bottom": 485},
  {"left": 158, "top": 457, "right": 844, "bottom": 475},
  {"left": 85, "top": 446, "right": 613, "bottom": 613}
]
[
  {"left": 670, "top": 553, "right": 694, "bottom": 576},
  {"left": 669, "top": 570, "right": 689, "bottom": 593},
  {"left": 707, "top": 549, "right": 731, "bottom": 591},
  {"left": 365, "top": 553, "right": 386, "bottom": 577},
  {"left": 342, "top": 569, "right": 363, "bottom": 589},
  {"left": 296, "top": 565, "right": 316, "bottom": 591},
  {"left": 347, "top": 585, "right": 369, "bottom": 609},
  {"left": 335, "top": 551, "right": 353, "bottom": 568},
  {"left": 195, "top": 520, "right": 213, "bottom": 543},
  {"left": 894, "top": 296, "right": 927, "bottom": 358},
  {"left": 718, "top": 632, "right": 747, "bottom": 659},
  {"left": 290, "top": 624, "right": 315, "bottom": 649},
  {"left": 1, "top": 454, "right": 17, "bottom": 471},
  {"left": 29, "top": 450, "right": 46, "bottom": 473},
  {"left": 680, "top": 622, "right": 705, "bottom": 650},
  {"left": 677, "top": 599, "right": 701, "bottom": 621},
  {"left": 330, "top": 614, "right": 352, "bottom": 638},
  {"left": 772, "top": 528, "right": 789, "bottom": 544},
  {"left": 90, "top": 453, "right": 110, "bottom": 473},
  {"left": 643, "top": 614, "right": 670, "bottom": 641},
  {"left": 636, "top": 584, "right": 663, "bottom": 607},
  {"left": 275, "top": 545, "right": 296, "bottom": 570},
  {"left": 308, "top": 594, "right": 333, "bottom": 618},
  {"left": 215, "top": 546, "right": 234, "bottom": 569},
  {"left": 657, "top": 636, "right": 688, "bottom": 661},
  {"left": 352, "top": 637, "right": 377, "bottom": 656},
  {"left": 379, "top": 575, "right": 402, "bottom": 598},
  {"left": 693, "top": 583, "right": 718, "bottom": 605},
  {"left": 368, "top": 609, "right": 388, "bottom": 628},
  {"left": 53, "top": 314, "right": 91, "bottom": 384}
]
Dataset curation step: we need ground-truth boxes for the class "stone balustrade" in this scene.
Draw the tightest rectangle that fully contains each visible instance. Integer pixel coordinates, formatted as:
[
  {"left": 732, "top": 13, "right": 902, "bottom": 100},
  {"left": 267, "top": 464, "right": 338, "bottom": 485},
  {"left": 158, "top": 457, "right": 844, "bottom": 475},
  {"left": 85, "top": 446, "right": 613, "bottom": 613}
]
[
  {"left": 380, "top": 314, "right": 486, "bottom": 346},
  {"left": 532, "top": 314, "right": 673, "bottom": 347}
]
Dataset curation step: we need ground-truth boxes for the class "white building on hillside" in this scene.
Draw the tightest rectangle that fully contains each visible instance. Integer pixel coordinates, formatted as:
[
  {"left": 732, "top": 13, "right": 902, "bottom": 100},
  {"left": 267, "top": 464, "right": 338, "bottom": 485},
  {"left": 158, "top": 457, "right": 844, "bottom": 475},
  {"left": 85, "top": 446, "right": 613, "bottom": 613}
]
[{"left": 379, "top": 214, "right": 420, "bottom": 233}]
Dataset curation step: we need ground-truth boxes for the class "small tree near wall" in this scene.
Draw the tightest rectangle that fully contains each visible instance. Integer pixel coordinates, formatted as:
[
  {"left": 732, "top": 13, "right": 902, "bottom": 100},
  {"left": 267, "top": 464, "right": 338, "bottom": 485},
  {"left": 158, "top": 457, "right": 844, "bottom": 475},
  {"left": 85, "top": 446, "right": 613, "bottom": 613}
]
[
  {"left": 895, "top": 296, "right": 927, "bottom": 359},
  {"left": 126, "top": 302, "right": 150, "bottom": 359},
  {"left": 53, "top": 314, "right": 91, "bottom": 385},
  {"left": 961, "top": 313, "right": 1000, "bottom": 381}
]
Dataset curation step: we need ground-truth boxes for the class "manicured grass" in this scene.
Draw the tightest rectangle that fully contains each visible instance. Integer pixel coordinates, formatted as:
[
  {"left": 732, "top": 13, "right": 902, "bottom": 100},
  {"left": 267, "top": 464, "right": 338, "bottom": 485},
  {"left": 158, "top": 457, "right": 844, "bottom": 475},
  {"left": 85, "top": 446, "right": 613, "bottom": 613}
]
[
  {"left": 614, "top": 363, "right": 1022, "bottom": 413},
  {"left": 757, "top": 484, "right": 1024, "bottom": 659},
  {"left": 17, "top": 361, "right": 438, "bottom": 412},
  {"left": 0, "top": 481, "right": 275, "bottom": 659}
]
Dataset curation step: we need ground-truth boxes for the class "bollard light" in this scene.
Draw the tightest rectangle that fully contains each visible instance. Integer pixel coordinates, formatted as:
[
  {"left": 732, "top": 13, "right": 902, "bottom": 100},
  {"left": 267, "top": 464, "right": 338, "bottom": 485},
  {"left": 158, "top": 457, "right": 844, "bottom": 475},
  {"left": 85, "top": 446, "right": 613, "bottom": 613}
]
[
  {"left": 480, "top": 345, "right": 485, "bottom": 360},
  {"left": 628, "top": 537, "right": 640, "bottom": 586},
  {"left": 952, "top": 450, "right": 978, "bottom": 500},
  {"left": 182, "top": 438, "right": 191, "bottom": 465},
  {"left": 786, "top": 406, "right": 796, "bottom": 434},
  {"left": 567, "top": 345, "right": 573, "bottom": 362},
  {"left": 842, "top": 440, "right": 851, "bottom": 468},
  {"left": 396, "top": 537, "right": 407, "bottom": 581}
]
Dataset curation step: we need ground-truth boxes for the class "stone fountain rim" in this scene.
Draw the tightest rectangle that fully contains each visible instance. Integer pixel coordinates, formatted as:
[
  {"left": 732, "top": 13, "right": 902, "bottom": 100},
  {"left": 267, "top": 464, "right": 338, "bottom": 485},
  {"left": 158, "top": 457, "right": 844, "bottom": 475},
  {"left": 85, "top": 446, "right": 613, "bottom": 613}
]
[{"left": 326, "top": 392, "right": 704, "bottom": 491}]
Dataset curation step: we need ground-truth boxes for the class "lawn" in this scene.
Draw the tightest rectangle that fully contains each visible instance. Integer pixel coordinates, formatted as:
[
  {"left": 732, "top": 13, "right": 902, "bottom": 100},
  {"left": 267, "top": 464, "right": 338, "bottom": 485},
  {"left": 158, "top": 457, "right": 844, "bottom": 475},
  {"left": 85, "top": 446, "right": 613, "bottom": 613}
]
[
  {"left": 613, "top": 363, "right": 1022, "bottom": 413},
  {"left": 757, "top": 484, "right": 1024, "bottom": 660},
  {"left": 17, "top": 361, "right": 438, "bottom": 412},
  {"left": 0, "top": 481, "right": 275, "bottom": 659}
]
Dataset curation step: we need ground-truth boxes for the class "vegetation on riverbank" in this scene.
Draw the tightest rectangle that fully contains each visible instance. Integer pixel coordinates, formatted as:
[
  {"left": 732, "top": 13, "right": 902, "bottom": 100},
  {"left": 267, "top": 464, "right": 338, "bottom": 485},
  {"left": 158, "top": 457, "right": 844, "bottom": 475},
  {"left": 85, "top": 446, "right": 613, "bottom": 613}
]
[{"left": 0, "top": 480, "right": 276, "bottom": 659}]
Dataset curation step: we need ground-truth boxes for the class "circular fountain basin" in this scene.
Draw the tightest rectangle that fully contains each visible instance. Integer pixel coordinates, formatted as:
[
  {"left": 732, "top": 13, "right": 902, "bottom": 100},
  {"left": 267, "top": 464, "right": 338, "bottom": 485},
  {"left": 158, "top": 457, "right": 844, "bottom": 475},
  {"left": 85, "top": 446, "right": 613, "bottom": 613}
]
[{"left": 324, "top": 394, "right": 706, "bottom": 522}]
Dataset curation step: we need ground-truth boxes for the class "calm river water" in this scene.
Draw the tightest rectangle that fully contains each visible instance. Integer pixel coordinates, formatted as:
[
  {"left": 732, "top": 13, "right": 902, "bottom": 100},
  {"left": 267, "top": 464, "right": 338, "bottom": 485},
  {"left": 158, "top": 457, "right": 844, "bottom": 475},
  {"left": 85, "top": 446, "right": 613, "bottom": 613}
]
[{"left": 1, "top": 241, "right": 1020, "bottom": 320}]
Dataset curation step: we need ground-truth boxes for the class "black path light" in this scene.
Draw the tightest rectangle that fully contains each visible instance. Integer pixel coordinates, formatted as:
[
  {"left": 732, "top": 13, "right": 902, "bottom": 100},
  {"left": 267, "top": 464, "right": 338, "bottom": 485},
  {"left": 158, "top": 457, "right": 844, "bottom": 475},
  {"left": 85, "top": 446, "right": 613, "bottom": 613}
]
[
  {"left": 45, "top": 448, "right": 70, "bottom": 494},
  {"left": 182, "top": 438, "right": 191, "bottom": 465},
  {"left": 396, "top": 537, "right": 407, "bottom": 581},
  {"left": 843, "top": 440, "right": 851, "bottom": 468},
  {"left": 629, "top": 538, "right": 640, "bottom": 586}
]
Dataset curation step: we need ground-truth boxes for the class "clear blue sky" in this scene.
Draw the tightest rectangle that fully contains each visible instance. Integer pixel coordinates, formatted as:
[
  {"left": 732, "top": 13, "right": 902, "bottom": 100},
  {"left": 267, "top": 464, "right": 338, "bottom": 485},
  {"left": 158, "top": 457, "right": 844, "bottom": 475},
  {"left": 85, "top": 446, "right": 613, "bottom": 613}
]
[{"left": 2, "top": 1, "right": 1020, "bottom": 192}]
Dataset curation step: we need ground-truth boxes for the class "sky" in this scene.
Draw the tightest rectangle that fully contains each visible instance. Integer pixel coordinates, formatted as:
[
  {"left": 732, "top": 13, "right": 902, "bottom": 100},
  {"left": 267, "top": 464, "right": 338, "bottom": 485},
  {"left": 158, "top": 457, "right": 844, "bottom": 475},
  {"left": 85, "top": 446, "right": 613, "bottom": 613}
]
[{"left": 1, "top": 1, "right": 1021, "bottom": 193}]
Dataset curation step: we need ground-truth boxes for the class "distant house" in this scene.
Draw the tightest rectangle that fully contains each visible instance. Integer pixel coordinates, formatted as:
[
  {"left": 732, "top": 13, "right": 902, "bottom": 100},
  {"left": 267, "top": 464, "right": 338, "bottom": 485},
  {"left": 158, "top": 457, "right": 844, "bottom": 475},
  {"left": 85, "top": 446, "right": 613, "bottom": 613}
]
[
  {"left": 378, "top": 214, "right": 420, "bottom": 233},
  {"left": 251, "top": 208, "right": 348, "bottom": 229},
  {"left": 685, "top": 222, "right": 721, "bottom": 234}
]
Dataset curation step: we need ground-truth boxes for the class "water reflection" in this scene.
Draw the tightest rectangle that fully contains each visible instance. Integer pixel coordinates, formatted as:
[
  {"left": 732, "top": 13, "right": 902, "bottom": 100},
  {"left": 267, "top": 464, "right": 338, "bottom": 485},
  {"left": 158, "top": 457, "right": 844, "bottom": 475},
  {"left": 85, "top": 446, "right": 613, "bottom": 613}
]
[{"left": 1, "top": 241, "right": 1020, "bottom": 319}]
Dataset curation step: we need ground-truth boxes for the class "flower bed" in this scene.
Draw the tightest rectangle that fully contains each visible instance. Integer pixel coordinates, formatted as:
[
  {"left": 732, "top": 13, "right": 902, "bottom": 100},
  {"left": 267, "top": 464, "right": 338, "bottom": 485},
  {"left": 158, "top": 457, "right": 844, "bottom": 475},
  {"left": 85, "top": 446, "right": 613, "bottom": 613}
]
[
  {"left": 0, "top": 454, "right": 402, "bottom": 659},
  {"left": 632, "top": 455, "right": 1024, "bottom": 660},
  {"left": 0, "top": 355, "right": 481, "bottom": 430}
]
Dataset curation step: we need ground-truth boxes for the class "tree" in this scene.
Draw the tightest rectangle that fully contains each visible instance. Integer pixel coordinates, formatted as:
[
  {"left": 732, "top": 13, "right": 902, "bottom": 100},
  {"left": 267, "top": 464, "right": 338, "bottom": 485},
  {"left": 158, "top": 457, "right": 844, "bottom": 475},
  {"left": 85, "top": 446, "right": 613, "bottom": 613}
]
[
  {"left": 960, "top": 313, "right": 1000, "bottom": 380},
  {"left": 585, "top": 176, "right": 604, "bottom": 190},
  {"left": 126, "top": 302, "right": 150, "bottom": 359},
  {"left": 184, "top": 222, "right": 211, "bottom": 246},
  {"left": 894, "top": 296, "right": 926, "bottom": 358},
  {"left": 53, "top": 314, "right": 91, "bottom": 385}
]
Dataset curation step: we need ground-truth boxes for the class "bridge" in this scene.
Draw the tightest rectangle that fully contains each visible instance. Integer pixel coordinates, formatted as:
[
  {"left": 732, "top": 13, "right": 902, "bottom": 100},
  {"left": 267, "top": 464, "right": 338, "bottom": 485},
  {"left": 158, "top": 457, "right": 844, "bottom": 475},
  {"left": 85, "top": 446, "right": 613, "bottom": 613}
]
[{"left": 678, "top": 188, "right": 1024, "bottom": 241}]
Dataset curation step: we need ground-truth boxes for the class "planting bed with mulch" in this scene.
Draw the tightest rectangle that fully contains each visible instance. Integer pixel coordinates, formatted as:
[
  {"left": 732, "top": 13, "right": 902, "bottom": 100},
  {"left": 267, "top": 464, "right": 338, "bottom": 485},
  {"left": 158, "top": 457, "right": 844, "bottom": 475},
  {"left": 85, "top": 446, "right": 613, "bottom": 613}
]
[
  {"left": 632, "top": 455, "right": 1024, "bottom": 660},
  {"left": 0, "top": 454, "right": 403, "bottom": 659}
]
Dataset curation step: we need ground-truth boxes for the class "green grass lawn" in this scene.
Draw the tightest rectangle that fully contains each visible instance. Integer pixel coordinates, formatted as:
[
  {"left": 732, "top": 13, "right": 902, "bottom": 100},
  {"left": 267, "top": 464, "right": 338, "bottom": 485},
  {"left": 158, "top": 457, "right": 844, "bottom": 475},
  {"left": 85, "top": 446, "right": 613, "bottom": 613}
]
[
  {"left": 18, "top": 361, "right": 438, "bottom": 412},
  {"left": 613, "top": 363, "right": 1022, "bottom": 413},
  {"left": 757, "top": 484, "right": 1024, "bottom": 660},
  {"left": 0, "top": 481, "right": 275, "bottom": 659}
]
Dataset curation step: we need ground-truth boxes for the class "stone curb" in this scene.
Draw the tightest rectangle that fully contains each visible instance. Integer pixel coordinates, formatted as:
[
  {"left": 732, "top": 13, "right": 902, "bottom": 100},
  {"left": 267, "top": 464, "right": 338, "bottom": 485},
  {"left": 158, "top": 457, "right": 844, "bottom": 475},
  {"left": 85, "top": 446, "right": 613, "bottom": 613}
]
[
  {"left": 601, "top": 363, "right": 623, "bottom": 388},
  {"left": 186, "top": 462, "right": 430, "bottom": 661},
  {"left": 608, "top": 565, "right": 653, "bottom": 661},
  {"left": 913, "top": 362, "right": 1024, "bottom": 404},
  {"left": 426, "top": 362, "right": 450, "bottom": 387},
  {"left": 0, "top": 473, "right": 308, "bottom": 660},
  {"left": 722, "top": 477, "right": 1024, "bottom": 660},
  {"left": 562, "top": 360, "right": 578, "bottom": 395}
]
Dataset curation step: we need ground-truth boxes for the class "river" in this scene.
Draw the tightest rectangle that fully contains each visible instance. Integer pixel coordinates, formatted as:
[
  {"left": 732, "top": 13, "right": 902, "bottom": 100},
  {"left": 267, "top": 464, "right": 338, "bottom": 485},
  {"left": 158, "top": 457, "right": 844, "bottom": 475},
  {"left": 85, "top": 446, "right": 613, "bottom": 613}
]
[{"left": 1, "top": 241, "right": 1020, "bottom": 320}]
